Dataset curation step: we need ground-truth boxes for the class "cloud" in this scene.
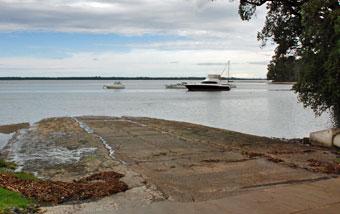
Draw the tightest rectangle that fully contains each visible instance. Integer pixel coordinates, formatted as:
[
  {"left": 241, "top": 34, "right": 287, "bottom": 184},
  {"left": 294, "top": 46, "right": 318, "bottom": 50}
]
[
  {"left": 247, "top": 61, "right": 270, "bottom": 65},
  {"left": 197, "top": 62, "right": 226, "bottom": 66},
  {"left": 0, "top": 49, "right": 272, "bottom": 77},
  {"left": 0, "top": 0, "right": 265, "bottom": 37},
  {"left": 0, "top": 0, "right": 273, "bottom": 77}
]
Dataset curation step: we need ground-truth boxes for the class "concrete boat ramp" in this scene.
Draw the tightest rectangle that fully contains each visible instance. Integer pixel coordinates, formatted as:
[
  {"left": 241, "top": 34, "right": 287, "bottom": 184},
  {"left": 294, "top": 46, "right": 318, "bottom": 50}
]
[{"left": 1, "top": 116, "right": 340, "bottom": 213}]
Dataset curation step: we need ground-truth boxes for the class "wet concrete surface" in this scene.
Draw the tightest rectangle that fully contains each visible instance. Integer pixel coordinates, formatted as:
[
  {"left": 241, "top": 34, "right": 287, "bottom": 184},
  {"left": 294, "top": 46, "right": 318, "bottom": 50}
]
[
  {"left": 1, "top": 116, "right": 339, "bottom": 213},
  {"left": 80, "top": 116, "right": 334, "bottom": 202}
]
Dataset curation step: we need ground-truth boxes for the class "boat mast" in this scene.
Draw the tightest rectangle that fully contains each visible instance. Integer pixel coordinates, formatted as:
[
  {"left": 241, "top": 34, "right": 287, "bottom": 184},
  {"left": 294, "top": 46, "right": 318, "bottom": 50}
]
[
  {"left": 221, "top": 60, "right": 230, "bottom": 79},
  {"left": 227, "top": 60, "right": 230, "bottom": 82}
]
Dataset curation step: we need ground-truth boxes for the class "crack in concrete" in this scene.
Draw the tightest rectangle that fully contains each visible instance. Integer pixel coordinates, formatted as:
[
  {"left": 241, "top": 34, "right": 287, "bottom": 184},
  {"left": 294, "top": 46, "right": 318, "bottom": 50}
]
[{"left": 242, "top": 176, "right": 335, "bottom": 190}]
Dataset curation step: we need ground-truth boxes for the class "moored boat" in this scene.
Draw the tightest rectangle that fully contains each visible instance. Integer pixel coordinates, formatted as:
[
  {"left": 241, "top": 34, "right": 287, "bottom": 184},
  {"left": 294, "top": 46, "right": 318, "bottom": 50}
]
[
  {"left": 103, "top": 81, "right": 125, "bottom": 89},
  {"left": 165, "top": 82, "right": 187, "bottom": 89},
  {"left": 185, "top": 60, "right": 237, "bottom": 91},
  {"left": 185, "top": 74, "right": 231, "bottom": 91}
]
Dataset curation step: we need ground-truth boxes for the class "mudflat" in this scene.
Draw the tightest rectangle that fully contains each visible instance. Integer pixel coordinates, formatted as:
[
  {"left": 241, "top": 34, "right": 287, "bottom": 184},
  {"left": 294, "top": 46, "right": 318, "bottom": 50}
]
[
  {"left": 0, "top": 122, "right": 29, "bottom": 134},
  {"left": 1, "top": 116, "right": 340, "bottom": 213}
]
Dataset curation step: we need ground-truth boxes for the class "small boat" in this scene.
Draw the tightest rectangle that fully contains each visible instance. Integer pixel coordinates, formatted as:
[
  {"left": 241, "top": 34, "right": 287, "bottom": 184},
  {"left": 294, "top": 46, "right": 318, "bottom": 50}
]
[
  {"left": 103, "top": 81, "right": 125, "bottom": 89},
  {"left": 185, "top": 74, "right": 231, "bottom": 91},
  {"left": 165, "top": 82, "right": 187, "bottom": 89}
]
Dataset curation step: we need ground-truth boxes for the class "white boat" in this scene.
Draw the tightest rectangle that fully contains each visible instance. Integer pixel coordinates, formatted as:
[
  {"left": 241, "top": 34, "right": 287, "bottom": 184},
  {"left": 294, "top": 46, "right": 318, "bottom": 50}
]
[
  {"left": 103, "top": 81, "right": 125, "bottom": 89},
  {"left": 185, "top": 74, "right": 231, "bottom": 91},
  {"left": 185, "top": 60, "right": 235, "bottom": 91},
  {"left": 165, "top": 82, "right": 187, "bottom": 89}
]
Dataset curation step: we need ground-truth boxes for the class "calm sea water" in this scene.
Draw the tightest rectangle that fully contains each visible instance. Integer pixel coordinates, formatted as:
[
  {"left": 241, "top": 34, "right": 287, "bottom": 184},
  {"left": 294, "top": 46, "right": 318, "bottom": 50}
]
[{"left": 0, "top": 80, "right": 333, "bottom": 139}]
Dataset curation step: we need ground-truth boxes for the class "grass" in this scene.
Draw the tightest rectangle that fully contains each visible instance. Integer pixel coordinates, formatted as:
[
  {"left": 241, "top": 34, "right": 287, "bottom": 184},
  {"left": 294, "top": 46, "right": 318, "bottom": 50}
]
[
  {"left": 0, "top": 160, "right": 38, "bottom": 213},
  {"left": 0, "top": 188, "right": 33, "bottom": 213},
  {"left": 13, "top": 172, "right": 37, "bottom": 181},
  {"left": 0, "top": 160, "right": 16, "bottom": 170},
  {"left": 0, "top": 159, "right": 37, "bottom": 210},
  {"left": 0, "top": 159, "right": 37, "bottom": 181}
]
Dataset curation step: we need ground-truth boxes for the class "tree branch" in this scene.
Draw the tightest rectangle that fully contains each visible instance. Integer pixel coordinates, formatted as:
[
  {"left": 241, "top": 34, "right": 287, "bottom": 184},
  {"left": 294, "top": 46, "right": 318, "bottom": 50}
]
[{"left": 240, "top": 0, "right": 269, "bottom": 6}]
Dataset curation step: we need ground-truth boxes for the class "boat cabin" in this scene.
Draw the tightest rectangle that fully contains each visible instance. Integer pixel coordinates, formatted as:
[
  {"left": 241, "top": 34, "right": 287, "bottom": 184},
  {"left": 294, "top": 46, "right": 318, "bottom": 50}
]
[{"left": 201, "top": 74, "right": 222, "bottom": 84}]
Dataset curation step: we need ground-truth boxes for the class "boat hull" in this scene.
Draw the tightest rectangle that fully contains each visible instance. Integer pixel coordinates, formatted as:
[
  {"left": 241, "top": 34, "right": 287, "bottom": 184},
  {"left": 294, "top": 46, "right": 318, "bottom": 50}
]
[
  {"left": 104, "top": 85, "right": 125, "bottom": 89},
  {"left": 185, "top": 84, "right": 230, "bottom": 91},
  {"left": 165, "top": 85, "right": 187, "bottom": 89}
]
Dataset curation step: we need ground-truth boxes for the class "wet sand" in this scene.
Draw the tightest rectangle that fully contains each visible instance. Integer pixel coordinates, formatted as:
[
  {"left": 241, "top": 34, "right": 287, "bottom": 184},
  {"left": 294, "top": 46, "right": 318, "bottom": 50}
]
[{"left": 0, "top": 116, "right": 340, "bottom": 213}]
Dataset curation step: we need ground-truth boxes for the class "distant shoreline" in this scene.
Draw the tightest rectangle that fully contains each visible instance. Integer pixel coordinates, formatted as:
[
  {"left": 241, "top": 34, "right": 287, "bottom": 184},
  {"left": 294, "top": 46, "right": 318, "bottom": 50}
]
[{"left": 0, "top": 77, "right": 267, "bottom": 81}]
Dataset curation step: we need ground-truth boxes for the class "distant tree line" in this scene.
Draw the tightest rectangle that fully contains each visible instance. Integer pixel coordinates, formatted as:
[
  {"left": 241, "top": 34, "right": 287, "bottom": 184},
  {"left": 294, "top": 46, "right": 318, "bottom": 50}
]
[{"left": 266, "top": 56, "right": 299, "bottom": 82}]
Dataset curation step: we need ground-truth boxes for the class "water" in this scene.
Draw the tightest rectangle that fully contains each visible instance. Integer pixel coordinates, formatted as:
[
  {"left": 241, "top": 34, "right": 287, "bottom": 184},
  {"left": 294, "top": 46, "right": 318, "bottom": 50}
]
[
  {"left": 0, "top": 80, "right": 333, "bottom": 138},
  {"left": 0, "top": 133, "right": 13, "bottom": 150}
]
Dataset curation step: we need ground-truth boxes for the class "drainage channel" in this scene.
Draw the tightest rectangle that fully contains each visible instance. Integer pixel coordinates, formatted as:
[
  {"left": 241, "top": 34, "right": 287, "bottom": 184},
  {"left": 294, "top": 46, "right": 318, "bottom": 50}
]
[{"left": 73, "top": 117, "right": 118, "bottom": 162}]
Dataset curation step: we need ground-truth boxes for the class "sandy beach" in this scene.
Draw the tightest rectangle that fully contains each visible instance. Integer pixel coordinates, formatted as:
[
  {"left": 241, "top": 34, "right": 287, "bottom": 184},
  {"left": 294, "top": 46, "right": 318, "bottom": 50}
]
[{"left": 1, "top": 116, "right": 340, "bottom": 213}]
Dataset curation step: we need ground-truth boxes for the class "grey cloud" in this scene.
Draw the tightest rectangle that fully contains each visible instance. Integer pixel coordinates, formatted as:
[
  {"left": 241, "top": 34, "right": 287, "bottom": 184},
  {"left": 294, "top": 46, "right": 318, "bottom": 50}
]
[
  {"left": 197, "top": 62, "right": 226, "bottom": 66},
  {"left": 0, "top": 0, "right": 268, "bottom": 51},
  {"left": 197, "top": 61, "right": 247, "bottom": 66},
  {"left": 0, "top": 1, "right": 264, "bottom": 35}
]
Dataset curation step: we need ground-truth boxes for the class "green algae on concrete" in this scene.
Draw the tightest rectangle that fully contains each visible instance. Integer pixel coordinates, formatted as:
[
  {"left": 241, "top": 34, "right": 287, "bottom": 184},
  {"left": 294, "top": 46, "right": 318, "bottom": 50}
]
[{"left": 0, "top": 160, "right": 16, "bottom": 170}]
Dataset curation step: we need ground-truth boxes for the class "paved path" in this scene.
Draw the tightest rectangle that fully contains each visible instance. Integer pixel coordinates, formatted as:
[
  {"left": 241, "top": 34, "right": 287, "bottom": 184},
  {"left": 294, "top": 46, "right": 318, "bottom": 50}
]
[
  {"left": 115, "top": 177, "right": 340, "bottom": 214},
  {"left": 46, "top": 177, "right": 340, "bottom": 214}
]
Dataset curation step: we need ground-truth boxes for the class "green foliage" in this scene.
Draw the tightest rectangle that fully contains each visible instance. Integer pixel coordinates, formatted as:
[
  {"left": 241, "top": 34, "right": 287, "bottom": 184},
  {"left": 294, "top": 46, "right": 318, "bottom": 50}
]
[
  {"left": 237, "top": 0, "right": 340, "bottom": 119},
  {"left": 239, "top": 0, "right": 306, "bottom": 83},
  {"left": 267, "top": 56, "right": 299, "bottom": 82},
  {"left": 293, "top": 0, "right": 340, "bottom": 116},
  {"left": 0, "top": 188, "right": 33, "bottom": 213},
  {"left": 0, "top": 160, "right": 16, "bottom": 170}
]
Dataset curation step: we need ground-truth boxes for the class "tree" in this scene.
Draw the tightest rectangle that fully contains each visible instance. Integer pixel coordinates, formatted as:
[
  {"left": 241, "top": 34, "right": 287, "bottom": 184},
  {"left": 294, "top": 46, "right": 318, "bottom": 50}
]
[
  {"left": 267, "top": 56, "right": 298, "bottom": 82},
  {"left": 237, "top": 0, "right": 340, "bottom": 124}
]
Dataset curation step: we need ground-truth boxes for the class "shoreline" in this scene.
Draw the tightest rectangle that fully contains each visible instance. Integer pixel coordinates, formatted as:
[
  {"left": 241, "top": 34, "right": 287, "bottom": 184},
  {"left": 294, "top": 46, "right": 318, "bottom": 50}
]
[
  {"left": 0, "top": 116, "right": 339, "bottom": 213},
  {"left": 0, "top": 77, "right": 267, "bottom": 81}
]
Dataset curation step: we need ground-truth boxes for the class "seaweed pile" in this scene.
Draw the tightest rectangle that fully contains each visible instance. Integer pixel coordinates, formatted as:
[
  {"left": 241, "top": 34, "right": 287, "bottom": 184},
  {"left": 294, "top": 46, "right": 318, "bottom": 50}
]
[{"left": 0, "top": 171, "right": 128, "bottom": 204}]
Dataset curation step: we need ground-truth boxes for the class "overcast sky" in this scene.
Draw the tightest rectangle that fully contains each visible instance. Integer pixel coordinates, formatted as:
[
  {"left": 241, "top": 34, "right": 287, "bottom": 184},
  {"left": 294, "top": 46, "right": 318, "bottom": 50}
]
[{"left": 0, "top": 0, "right": 272, "bottom": 77}]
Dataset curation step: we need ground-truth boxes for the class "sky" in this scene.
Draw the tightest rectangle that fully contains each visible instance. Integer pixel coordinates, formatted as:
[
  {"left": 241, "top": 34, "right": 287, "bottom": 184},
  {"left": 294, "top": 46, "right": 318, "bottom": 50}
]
[{"left": 0, "top": 0, "right": 273, "bottom": 78}]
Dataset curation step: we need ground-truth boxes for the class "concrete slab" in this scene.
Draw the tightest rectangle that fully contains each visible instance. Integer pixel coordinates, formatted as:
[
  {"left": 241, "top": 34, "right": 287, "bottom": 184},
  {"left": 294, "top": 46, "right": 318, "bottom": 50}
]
[
  {"left": 109, "top": 177, "right": 340, "bottom": 214},
  {"left": 135, "top": 158, "right": 326, "bottom": 202},
  {"left": 310, "top": 128, "right": 340, "bottom": 147},
  {"left": 79, "top": 118, "right": 329, "bottom": 202},
  {"left": 333, "top": 134, "right": 340, "bottom": 148}
]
